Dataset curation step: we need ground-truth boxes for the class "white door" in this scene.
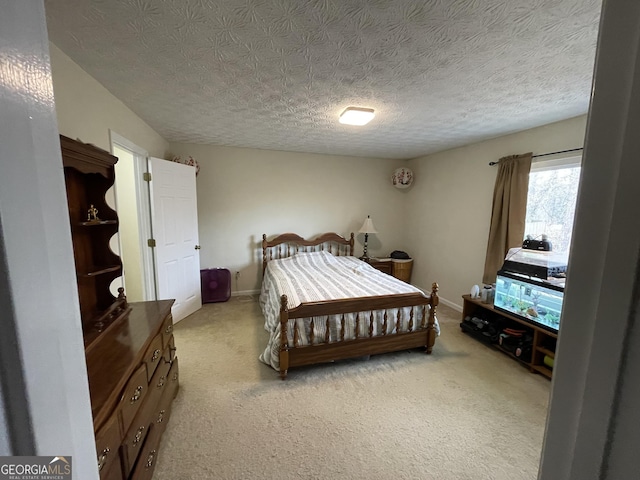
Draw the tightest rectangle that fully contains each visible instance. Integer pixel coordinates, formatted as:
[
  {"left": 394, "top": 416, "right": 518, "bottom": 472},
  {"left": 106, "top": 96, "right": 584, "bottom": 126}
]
[{"left": 149, "top": 157, "right": 202, "bottom": 322}]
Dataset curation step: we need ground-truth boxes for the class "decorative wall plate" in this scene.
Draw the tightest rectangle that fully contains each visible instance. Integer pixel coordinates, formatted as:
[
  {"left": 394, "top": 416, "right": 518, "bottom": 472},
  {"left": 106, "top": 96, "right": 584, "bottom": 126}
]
[
  {"left": 392, "top": 167, "right": 413, "bottom": 188},
  {"left": 171, "top": 155, "right": 200, "bottom": 176}
]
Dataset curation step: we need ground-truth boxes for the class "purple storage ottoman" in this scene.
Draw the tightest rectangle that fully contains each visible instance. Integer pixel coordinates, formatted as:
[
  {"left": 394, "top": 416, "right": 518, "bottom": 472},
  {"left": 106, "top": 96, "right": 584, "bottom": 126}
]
[{"left": 200, "top": 268, "right": 231, "bottom": 303}]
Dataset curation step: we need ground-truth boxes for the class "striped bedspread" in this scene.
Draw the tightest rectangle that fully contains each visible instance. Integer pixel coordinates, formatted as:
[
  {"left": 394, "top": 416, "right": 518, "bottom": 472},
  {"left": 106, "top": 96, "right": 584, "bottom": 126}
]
[{"left": 258, "top": 251, "right": 438, "bottom": 370}]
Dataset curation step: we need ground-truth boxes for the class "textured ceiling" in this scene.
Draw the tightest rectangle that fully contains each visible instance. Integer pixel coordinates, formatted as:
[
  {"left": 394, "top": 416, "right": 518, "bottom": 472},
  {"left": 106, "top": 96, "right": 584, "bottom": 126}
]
[{"left": 44, "top": 0, "right": 601, "bottom": 160}]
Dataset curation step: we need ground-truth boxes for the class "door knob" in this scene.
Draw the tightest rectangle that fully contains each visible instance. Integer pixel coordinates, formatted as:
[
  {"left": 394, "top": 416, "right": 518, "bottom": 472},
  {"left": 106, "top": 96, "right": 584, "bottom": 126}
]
[{"left": 195, "top": 245, "right": 201, "bottom": 250}]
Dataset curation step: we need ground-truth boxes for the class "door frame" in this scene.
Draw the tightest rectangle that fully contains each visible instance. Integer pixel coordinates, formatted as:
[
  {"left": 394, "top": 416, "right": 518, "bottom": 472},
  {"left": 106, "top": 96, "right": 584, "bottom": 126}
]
[{"left": 109, "top": 130, "right": 157, "bottom": 301}]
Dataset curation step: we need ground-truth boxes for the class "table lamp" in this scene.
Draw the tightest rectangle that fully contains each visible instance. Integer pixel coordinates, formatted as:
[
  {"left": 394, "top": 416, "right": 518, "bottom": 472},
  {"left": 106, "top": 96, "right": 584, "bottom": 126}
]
[{"left": 358, "top": 215, "right": 378, "bottom": 259}]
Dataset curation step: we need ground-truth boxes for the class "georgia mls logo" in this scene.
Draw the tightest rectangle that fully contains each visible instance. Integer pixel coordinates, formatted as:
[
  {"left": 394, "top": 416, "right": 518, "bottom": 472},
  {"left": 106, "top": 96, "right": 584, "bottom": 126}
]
[
  {"left": 0, "top": 456, "right": 72, "bottom": 479},
  {"left": 48, "top": 457, "right": 71, "bottom": 475}
]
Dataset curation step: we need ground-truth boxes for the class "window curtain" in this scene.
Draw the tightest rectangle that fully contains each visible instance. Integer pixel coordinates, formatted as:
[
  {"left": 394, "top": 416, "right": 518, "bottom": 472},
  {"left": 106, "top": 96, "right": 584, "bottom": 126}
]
[{"left": 482, "top": 153, "right": 533, "bottom": 284}]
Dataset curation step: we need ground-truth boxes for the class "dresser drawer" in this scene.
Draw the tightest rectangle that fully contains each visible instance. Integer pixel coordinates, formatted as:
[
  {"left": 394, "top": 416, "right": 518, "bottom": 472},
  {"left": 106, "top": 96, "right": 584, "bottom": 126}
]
[
  {"left": 163, "top": 335, "right": 176, "bottom": 363},
  {"left": 129, "top": 424, "right": 163, "bottom": 480},
  {"left": 154, "top": 358, "right": 179, "bottom": 434},
  {"left": 100, "top": 460, "right": 124, "bottom": 480},
  {"left": 119, "top": 364, "right": 148, "bottom": 435},
  {"left": 95, "top": 413, "right": 122, "bottom": 479},
  {"left": 122, "top": 410, "right": 151, "bottom": 477},
  {"left": 144, "top": 334, "right": 164, "bottom": 383},
  {"left": 166, "top": 356, "right": 179, "bottom": 401},
  {"left": 122, "top": 364, "right": 178, "bottom": 477},
  {"left": 161, "top": 313, "right": 174, "bottom": 349},
  {"left": 122, "top": 357, "right": 171, "bottom": 476},
  {"left": 145, "top": 357, "right": 171, "bottom": 421},
  {"left": 151, "top": 401, "right": 173, "bottom": 436}
]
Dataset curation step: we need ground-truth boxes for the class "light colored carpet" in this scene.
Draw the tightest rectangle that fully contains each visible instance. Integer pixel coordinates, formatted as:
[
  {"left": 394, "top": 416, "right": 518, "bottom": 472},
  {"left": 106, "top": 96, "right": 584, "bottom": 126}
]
[{"left": 153, "top": 296, "right": 550, "bottom": 480}]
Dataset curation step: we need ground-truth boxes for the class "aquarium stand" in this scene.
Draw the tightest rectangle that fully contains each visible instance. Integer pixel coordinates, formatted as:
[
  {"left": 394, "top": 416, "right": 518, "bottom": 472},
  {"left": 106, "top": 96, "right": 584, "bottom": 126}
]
[{"left": 460, "top": 295, "right": 557, "bottom": 379}]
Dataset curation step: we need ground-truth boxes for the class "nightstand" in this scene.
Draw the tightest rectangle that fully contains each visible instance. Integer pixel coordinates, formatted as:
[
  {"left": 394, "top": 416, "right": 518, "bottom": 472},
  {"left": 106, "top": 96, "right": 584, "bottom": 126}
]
[{"left": 362, "top": 257, "right": 392, "bottom": 275}]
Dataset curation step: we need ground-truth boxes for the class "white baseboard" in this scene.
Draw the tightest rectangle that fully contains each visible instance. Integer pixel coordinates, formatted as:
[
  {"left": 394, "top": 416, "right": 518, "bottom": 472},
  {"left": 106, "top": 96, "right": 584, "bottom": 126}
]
[
  {"left": 231, "top": 289, "right": 260, "bottom": 297},
  {"left": 415, "top": 284, "right": 463, "bottom": 312},
  {"left": 438, "top": 296, "right": 463, "bottom": 312}
]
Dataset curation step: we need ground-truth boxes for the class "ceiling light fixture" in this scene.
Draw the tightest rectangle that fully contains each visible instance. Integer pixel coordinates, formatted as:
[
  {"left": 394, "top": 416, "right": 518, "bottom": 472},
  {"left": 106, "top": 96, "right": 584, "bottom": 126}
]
[{"left": 339, "top": 107, "right": 375, "bottom": 126}]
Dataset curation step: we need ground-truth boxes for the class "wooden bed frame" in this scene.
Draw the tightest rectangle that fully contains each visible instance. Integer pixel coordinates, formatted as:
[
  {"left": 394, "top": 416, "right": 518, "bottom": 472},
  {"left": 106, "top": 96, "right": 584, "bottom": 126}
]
[{"left": 262, "top": 232, "right": 439, "bottom": 380}]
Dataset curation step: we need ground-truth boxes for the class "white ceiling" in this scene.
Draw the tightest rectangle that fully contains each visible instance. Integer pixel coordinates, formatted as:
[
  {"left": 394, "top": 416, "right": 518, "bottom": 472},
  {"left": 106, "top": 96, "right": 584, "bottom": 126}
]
[{"left": 44, "top": 0, "right": 601, "bottom": 160}]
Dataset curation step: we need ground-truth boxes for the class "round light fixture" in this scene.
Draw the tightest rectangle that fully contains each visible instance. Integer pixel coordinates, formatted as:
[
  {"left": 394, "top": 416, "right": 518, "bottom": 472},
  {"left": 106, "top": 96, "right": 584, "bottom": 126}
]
[{"left": 392, "top": 167, "right": 414, "bottom": 189}]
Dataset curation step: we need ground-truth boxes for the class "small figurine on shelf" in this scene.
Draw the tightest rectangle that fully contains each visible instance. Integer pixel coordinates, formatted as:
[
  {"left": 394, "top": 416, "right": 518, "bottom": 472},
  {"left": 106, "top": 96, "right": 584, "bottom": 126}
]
[
  {"left": 117, "top": 287, "right": 127, "bottom": 307},
  {"left": 87, "top": 204, "right": 100, "bottom": 222}
]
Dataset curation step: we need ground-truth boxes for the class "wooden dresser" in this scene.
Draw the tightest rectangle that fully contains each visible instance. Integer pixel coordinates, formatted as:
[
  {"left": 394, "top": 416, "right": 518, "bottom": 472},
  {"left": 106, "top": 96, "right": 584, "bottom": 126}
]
[
  {"left": 60, "top": 135, "right": 179, "bottom": 479},
  {"left": 89, "top": 300, "right": 178, "bottom": 479}
]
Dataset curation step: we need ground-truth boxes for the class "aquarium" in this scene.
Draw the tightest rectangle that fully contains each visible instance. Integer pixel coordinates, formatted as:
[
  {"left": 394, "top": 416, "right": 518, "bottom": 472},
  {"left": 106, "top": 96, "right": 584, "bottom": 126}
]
[{"left": 493, "top": 270, "right": 564, "bottom": 332}]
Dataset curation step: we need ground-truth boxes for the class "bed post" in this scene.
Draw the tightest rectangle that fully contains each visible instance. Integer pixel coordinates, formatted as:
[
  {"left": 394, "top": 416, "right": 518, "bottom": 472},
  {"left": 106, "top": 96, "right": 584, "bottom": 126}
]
[
  {"left": 279, "top": 294, "right": 290, "bottom": 380},
  {"left": 349, "top": 233, "right": 354, "bottom": 256},
  {"left": 426, "top": 282, "right": 439, "bottom": 354},
  {"left": 262, "top": 234, "right": 268, "bottom": 275}
]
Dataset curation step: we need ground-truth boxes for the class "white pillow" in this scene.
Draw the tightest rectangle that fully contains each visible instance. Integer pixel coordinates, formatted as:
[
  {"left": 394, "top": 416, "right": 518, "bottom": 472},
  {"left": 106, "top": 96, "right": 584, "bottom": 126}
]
[
  {"left": 293, "top": 250, "right": 337, "bottom": 262},
  {"left": 294, "top": 250, "right": 332, "bottom": 257}
]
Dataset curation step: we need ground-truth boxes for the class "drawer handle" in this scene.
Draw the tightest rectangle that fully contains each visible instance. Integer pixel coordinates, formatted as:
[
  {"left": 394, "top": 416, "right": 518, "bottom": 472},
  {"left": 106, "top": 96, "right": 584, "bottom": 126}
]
[
  {"left": 133, "top": 426, "right": 145, "bottom": 447},
  {"left": 157, "top": 409, "right": 165, "bottom": 423},
  {"left": 157, "top": 375, "right": 166, "bottom": 388},
  {"left": 97, "top": 447, "right": 110, "bottom": 471},
  {"left": 165, "top": 324, "right": 173, "bottom": 335},
  {"left": 151, "top": 349, "right": 161, "bottom": 362},
  {"left": 146, "top": 449, "right": 157, "bottom": 468},
  {"left": 130, "top": 385, "right": 143, "bottom": 404}
]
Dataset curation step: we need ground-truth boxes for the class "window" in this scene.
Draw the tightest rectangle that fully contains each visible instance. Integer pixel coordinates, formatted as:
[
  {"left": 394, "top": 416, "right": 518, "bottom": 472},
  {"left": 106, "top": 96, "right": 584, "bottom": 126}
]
[{"left": 524, "top": 156, "right": 581, "bottom": 255}]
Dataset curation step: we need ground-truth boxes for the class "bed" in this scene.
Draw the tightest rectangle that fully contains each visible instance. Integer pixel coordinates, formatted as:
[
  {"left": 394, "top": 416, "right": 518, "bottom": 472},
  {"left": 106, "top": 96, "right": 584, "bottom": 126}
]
[{"left": 259, "top": 232, "right": 439, "bottom": 379}]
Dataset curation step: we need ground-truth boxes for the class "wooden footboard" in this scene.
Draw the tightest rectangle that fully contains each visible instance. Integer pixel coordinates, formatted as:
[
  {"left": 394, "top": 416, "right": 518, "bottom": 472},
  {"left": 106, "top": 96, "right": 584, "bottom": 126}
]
[{"left": 278, "top": 283, "right": 439, "bottom": 379}]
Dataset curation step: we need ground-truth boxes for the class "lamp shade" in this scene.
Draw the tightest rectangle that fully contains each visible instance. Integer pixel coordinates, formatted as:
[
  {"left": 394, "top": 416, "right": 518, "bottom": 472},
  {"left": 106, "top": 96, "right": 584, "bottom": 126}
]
[{"left": 358, "top": 215, "right": 378, "bottom": 234}]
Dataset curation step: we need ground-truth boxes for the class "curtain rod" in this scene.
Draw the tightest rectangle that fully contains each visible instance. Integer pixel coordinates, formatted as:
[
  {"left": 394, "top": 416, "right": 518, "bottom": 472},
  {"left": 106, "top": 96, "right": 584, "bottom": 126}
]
[{"left": 488, "top": 147, "right": 583, "bottom": 166}]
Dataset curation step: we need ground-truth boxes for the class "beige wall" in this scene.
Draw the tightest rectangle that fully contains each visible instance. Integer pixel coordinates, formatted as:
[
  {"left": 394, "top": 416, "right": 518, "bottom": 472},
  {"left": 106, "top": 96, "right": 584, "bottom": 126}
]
[
  {"left": 169, "top": 143, "right": 410, "bottom": 293},
  {"left": 49, "top": 43, "right": 169, "bottom": 158},
  {"left": 406, "top": 115, "right": 588, "bottom": 309}
]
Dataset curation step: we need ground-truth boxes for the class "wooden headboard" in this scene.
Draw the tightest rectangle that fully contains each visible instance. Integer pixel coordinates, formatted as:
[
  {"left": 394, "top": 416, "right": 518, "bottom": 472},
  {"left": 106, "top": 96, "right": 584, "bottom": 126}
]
[{"left": 262, "top": 232, "right": 355, "bottom": 274}]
